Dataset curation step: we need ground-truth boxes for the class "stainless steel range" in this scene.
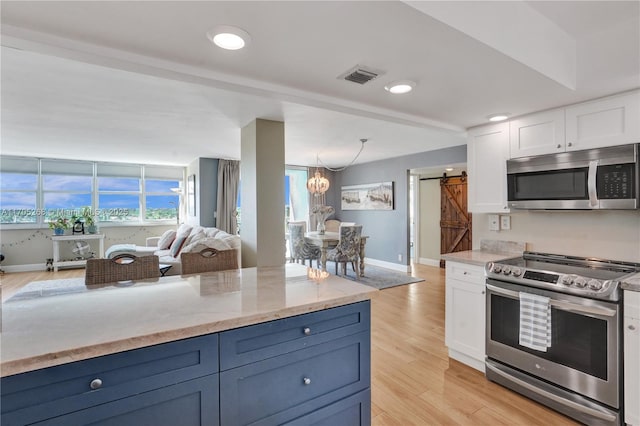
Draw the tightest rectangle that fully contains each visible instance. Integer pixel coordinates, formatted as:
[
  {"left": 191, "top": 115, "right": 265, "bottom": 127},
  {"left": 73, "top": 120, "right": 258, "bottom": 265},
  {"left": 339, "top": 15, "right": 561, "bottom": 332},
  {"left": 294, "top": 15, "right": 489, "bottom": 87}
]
[{"left": 485, "top": 252, "right": 640, "bottom": 426}]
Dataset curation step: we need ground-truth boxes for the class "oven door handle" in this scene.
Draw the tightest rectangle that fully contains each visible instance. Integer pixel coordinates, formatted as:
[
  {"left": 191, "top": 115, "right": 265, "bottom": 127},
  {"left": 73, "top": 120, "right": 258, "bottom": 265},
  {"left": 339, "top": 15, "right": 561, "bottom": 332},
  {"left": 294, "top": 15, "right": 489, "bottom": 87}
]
[
  {"left": 485, "top": 362, "right": 617, "bottom": 422},
  {"left": 486, "top": 284, "right": 617, "bottom": 317}
]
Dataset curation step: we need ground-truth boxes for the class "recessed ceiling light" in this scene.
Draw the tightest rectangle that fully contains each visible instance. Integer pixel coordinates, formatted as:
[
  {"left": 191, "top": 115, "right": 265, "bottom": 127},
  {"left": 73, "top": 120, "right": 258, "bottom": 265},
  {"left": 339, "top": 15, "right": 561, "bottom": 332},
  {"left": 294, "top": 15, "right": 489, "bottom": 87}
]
[
  {"left": 206, "top": 26, "right": 251, "bottom": 50},
  {"left": 488, "top": 113, "right": 510, "bottom": 122},
  {"left": 445, "top": 167, "right": 454, "bottom": 172},
  {"left": 384, "top": 80, "right": 416, "bottom": 94}
]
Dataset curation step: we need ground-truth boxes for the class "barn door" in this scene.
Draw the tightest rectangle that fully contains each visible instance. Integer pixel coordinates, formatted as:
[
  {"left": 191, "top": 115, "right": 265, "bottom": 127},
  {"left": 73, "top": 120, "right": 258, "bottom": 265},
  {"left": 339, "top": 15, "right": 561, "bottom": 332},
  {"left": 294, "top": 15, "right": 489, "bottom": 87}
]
[{"left": 440, "top": 173, "right": 471, "bottom": 267}]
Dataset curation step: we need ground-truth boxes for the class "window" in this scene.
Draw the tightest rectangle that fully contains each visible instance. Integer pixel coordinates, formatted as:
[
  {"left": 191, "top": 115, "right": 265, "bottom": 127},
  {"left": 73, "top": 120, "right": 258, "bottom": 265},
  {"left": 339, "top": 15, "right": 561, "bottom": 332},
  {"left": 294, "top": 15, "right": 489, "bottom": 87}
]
[
  {"left": 42, "top": 159, "right": 93, "bottom": 222},
  {"left": 0, "top": 156, "right": 184, "bottom": 226},
  {"left": 144, "top": 165, "right": 183, "bottom": 222},
  {"left": 286, "top": 167, "right": 309, "bottom": 223},
  {"left": 97, "top": 163, "right": 141, "bottom": 222},
  {"left": 0, "top": 157, "right": 38, "bottom": 223}
]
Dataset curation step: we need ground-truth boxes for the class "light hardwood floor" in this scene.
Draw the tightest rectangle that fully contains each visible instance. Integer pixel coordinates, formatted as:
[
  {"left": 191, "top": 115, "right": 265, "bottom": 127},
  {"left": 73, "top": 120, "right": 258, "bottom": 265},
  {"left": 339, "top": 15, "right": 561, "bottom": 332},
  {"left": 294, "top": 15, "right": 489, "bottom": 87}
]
[{"left": 0, "top": 264, "right": 577, "bottom": 425}]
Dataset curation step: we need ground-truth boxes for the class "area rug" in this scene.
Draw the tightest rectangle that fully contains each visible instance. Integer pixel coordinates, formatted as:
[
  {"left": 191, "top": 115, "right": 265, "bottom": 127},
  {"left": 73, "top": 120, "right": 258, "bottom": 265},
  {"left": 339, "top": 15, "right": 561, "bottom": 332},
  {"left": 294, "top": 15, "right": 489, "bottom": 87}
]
[{"left": 327, "top": 262, "right": 424, "bottom": 290}]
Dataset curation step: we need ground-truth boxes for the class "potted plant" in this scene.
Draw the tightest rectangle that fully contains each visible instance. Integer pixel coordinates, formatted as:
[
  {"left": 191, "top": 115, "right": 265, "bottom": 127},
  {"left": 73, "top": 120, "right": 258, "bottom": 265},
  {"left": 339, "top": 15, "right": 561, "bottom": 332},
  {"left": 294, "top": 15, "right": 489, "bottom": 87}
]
[
  {"left": 81, "top": 207, "right": 98, "bottom": 234},
  {"left": 48, "top": 217, "right": 70, "bottom": 235}
]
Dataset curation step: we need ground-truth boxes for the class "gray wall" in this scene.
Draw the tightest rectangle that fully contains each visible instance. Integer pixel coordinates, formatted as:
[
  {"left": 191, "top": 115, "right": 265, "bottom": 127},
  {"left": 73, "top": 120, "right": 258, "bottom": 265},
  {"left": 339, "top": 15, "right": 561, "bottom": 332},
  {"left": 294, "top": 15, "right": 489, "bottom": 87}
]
[
  {"left": 186, "top": 157, "right": 219, "bottom": 227},
  {"left": 330, "top": 144, "right": 466, "bottom": 266},
  {"left": 199, "top": 158, "right": 219, "bottom": 227}
]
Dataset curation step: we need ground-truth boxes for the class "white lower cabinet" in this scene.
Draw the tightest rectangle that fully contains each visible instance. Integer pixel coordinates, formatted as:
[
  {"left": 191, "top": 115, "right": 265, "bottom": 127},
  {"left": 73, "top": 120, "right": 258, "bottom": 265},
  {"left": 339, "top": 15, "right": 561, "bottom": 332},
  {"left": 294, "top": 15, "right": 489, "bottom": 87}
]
[
  {"left": 624, "top": 290, "right": 640, "bottom": 426},
  {"left": 445, "top": 261, "right": 486, "bottom": 372}
]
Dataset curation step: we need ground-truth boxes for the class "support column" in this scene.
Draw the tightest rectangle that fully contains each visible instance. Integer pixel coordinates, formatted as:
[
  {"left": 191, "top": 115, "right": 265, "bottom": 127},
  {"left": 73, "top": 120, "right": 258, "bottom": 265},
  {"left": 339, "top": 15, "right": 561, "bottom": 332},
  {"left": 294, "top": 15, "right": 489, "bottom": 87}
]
[{"left": 240, "top": 119, "right": 285, "bottom": 267}]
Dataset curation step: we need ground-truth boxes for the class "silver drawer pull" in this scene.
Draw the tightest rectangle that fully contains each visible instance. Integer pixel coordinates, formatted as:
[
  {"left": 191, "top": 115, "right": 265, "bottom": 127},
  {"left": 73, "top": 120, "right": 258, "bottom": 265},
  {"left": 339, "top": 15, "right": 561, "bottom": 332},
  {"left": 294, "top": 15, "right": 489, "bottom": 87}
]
[
  {"left": 303, "top": 377, "right": 311, "bottom": 385},
  {"left": 90, "top": 378, "right": 103, "bottom": 390},
  {"left": 303, "top": 327, "right": 311, "bottom": 336}
]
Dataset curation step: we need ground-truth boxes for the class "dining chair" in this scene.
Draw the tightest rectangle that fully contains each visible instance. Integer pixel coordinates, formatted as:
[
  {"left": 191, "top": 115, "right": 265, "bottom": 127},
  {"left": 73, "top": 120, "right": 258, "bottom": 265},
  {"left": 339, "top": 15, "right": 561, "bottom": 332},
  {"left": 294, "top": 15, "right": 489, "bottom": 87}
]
[
  {"left": 324, "top": 219, "right": 341, "bottom": 233},
  {"left": 288, "top": 222, "right": 321, "bottom": 267},
  {"left": 326, "top": 225, "right": 362, "bottom": 277},
  {"left": 181, "top": 248, "right": 239, "bottom": 275},
  {"left": 85, "top": 254, "right": 160, "bottom": 285}
]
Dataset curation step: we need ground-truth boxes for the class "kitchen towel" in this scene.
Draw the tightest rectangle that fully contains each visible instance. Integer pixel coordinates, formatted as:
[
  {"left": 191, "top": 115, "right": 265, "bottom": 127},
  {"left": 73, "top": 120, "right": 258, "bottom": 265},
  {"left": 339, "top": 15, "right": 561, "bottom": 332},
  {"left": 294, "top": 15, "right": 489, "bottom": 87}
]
[{"left": 519, "top": 292, "right": 552, "bottom": 352}]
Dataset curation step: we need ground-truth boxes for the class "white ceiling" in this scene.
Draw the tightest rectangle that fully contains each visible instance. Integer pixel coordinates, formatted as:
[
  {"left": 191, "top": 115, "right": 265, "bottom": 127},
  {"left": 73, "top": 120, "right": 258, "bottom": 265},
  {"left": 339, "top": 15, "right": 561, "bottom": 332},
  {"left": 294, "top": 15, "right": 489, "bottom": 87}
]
[{"left": 1, "top": 1, "right": 638, "bottom": 167}]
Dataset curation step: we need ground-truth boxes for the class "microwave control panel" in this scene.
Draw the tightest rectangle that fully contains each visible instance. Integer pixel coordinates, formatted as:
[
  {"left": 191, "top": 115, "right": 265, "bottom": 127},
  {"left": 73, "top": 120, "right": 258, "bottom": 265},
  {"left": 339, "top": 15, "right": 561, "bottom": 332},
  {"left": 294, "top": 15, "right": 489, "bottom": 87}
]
[{"left": 597, "top": 163, "right": 634, "bottom": 199}]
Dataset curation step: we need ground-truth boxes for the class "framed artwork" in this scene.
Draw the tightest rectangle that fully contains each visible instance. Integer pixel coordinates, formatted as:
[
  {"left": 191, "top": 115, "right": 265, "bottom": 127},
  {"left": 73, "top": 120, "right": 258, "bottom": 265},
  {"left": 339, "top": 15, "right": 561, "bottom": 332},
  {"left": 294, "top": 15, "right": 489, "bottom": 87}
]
[
  {"left": 341, "top": 181, "right": 394, "bottom": 210},
  {"left": 187, "top": 174, "right": 196, "bottom": 216}
]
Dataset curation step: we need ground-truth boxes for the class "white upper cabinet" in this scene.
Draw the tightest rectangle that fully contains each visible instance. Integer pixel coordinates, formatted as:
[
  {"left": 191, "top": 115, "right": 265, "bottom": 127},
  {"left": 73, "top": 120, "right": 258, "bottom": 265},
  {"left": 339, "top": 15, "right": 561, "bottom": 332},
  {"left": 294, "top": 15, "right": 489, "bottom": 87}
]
[
  {"left": 468, "top": 122, "right": 510, "bottom": 213},
  {"left": 566, "top": 90, "right": 640, "bottom": 151},
  {"left": 509, "top": 108, "right": 565, "bottom": 158}
]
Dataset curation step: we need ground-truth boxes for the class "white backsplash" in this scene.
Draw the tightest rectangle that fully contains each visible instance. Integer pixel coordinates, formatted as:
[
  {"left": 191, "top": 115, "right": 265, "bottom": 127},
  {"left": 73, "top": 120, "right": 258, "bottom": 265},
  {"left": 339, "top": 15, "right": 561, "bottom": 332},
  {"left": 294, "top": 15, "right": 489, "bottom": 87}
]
[{"left": 473, "top": 210, "right": 640, "bottom": 262}]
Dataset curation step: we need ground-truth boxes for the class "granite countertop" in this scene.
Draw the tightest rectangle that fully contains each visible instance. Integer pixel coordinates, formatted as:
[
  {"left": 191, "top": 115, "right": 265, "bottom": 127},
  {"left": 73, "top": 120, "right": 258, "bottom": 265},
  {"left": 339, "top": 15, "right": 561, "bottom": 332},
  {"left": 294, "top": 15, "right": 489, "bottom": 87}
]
[
  {"left": 440, "top": 239, "right": 525, "bottom": 267},
  {"left": 440, "top": 250, "right": 521, "bottom": 267},
  {"left": 0, "top": 264, "right": 377, "bottom": 377},
  {"left": 622, "top": 272, "right": 640, "bottom": 292}
]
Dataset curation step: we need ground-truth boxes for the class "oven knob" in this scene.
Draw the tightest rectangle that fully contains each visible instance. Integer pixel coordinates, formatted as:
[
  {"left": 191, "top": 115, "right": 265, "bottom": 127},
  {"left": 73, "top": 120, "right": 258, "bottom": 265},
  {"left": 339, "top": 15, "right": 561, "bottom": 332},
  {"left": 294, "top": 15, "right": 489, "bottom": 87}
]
[
  {"left": 560, "top": 275, "right": 574, "bottom": 286},
  {"left": 502, "top": 266, "right": 511, "bottom": 275},
  {"left": 510, "top": 267, "right": 522, "bottom": 277},
  {"left": 492, "top": 264, "right": 502, "bottom": 274},
  {"left": 588, "top": 279, "right": 603, "bottom": 290},
  {"left": 574, "top": 277, "right": 588, "bottom": 288}
]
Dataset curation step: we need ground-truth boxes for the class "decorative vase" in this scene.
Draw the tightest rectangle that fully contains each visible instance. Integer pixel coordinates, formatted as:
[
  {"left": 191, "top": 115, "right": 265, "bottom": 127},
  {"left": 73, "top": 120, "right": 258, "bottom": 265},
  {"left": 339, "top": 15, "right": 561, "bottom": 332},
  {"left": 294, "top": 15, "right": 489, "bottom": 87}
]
[
  {"left": 53, "top": 228, "right": 64, "bottom": 236},
  {"left": 311, "top": 205, "right": 334, "bottom": 235},
  {"left": 87, "top": 225, "right": 98, "bottom": 234}
]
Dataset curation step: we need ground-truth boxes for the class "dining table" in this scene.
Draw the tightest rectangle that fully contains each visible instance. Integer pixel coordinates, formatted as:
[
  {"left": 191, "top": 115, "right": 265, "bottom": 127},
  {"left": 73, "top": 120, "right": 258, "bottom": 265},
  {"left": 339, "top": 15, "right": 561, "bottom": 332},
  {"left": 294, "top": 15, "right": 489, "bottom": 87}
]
[{"left": 304, "top": 231, "right": 369, "bottom": 277}]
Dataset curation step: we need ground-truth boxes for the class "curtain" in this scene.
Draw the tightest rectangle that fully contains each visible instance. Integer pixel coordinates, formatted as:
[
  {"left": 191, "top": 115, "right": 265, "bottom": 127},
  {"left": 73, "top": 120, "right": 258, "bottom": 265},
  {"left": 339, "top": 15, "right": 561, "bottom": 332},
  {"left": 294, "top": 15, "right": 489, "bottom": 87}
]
[{"left": 216, "top": 160, "right": 240, "bottom": 234}]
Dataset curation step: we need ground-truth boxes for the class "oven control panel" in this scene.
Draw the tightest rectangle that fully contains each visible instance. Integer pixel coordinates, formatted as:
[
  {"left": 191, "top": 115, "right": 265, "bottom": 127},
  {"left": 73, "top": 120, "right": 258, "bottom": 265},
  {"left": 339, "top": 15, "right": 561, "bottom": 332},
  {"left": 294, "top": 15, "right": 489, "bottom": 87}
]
[{"left": 485, "top": 262, "right": 611, "bottom": 297}]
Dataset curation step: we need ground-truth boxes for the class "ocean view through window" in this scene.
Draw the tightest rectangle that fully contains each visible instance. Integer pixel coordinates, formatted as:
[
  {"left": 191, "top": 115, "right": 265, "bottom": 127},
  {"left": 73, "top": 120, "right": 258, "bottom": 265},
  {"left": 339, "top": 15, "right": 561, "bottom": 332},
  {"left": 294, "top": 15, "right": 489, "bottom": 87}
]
[{"left": 0, "top": 156, "right": 185, "bottom": 226}]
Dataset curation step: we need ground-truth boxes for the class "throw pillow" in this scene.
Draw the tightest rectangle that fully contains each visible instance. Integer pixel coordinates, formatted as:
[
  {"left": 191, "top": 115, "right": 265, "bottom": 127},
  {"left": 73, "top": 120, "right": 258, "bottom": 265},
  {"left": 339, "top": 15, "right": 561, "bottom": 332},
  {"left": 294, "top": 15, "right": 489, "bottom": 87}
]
[
  {"left": 170, "top": 236, "right": 188, "bottom": 258},
  {"left": 157, "top": 230, "right": 177, "bottom": 250}
]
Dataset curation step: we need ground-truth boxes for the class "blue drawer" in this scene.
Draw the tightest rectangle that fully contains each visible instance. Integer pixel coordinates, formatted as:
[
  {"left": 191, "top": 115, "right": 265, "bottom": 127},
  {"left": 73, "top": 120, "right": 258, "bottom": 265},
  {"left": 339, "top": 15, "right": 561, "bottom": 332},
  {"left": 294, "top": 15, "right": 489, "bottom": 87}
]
[
  {"left": 220, "top": 330, "right": 370, "bottom": 426},
  {"left": 1, "top": 334, "right": 218, "bottom": 426},
  {"left": 220, "top": 301, "right": 370, "bottom": 370},
  {"left": 283, "top": 389, "right": 371, "bottom": 426},
  {"left": 33, "top": 374, "right": 219, "bottom": 426}
]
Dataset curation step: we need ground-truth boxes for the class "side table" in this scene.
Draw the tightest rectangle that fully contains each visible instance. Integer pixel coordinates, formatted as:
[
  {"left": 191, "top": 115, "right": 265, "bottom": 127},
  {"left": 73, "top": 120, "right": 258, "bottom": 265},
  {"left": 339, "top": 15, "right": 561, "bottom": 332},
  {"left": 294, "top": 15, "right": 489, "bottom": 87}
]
[{"left": 52, "top": 234, "right": 105, "bottom": 272}]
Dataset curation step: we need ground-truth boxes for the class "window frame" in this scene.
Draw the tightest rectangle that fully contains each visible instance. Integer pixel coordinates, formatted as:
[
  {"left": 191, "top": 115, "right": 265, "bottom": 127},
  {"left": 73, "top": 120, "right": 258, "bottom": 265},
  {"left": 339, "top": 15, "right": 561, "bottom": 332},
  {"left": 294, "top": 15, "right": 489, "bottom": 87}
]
[{"left": 0, "top": 156, "right": 185, "bottom": 229}]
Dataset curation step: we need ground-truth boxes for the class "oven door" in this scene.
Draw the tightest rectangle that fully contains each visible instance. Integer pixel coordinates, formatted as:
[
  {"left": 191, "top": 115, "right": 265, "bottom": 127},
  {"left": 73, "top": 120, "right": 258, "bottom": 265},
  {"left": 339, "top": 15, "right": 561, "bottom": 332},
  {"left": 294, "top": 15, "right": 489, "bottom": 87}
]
[{"left": 485, "top": 279, "right": 620, "bottom": 409}]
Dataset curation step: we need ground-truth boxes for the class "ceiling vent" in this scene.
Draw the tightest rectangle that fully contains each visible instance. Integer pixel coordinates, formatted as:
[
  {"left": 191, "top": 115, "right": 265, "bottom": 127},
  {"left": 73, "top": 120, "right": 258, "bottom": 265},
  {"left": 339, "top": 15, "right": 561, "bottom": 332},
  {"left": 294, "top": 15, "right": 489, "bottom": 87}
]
[{"left": 338, "top": 65, "right": 384, "bottom": 85}]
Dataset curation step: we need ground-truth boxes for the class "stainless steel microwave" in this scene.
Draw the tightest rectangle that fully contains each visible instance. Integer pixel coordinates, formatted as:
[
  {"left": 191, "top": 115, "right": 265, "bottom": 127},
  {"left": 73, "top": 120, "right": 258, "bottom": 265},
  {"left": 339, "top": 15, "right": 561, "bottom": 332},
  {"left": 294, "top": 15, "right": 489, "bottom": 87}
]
[{"left": 507, "top": 143, "right": 639, "bottom": 210}]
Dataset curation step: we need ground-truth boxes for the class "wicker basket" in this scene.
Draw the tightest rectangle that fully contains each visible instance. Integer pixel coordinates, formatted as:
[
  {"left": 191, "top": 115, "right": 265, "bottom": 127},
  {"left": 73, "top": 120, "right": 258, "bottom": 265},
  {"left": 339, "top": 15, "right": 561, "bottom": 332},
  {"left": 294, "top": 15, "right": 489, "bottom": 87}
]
[
  {"left": 180, "top": 248, "right": 239, "bottom": 275},
  {"left": 85, "top": 254, "right": 160, "bottom": 285}
]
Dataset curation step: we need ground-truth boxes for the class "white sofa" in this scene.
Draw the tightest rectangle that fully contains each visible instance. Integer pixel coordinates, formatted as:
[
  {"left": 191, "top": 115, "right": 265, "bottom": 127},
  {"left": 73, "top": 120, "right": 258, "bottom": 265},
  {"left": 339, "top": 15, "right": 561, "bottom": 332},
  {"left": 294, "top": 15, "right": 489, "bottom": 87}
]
[{"left": 105, "top": 224, "right": 241, "bottom": 275}]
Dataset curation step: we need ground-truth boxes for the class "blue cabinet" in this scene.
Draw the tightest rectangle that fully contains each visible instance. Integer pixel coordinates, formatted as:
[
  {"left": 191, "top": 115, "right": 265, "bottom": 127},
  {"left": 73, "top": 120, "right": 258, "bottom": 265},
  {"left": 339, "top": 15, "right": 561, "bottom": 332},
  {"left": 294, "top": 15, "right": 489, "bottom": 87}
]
[
  {"left": 220, "top": 301, "right": 370, "bottom": 370},
  {"left": 220, "top": 301, "right": 371, "bottom": 426},
  {"left": 1, "top": 301, "right": 371, "bottom": 426},
  {"left": 283, "top": 390, "right": 371, "bottom": 426},
  {"left": 1, "top": 334, "right": 218, "bottom": 426},
  {"left": 33, "top": 375, "right": 219, "bottom": 426}
]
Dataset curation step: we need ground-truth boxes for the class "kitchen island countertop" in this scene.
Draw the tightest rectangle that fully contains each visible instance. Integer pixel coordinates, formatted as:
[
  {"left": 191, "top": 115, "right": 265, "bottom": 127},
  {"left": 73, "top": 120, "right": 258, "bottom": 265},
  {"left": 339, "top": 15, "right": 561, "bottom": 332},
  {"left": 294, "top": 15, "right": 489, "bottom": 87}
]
[{"left": 1, "top": 264, "right": 377, "bottom": 377}]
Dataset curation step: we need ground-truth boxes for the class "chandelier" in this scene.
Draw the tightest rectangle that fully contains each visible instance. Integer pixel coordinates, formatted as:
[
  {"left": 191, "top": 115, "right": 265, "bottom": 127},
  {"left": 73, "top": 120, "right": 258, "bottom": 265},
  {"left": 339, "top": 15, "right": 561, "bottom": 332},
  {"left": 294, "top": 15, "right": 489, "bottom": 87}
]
[
  {"left": 306, "top": 138, "right": 368, "bottom": 197},
  {"left": 306, "top": 168, "right": 330, "bottom": 196}
]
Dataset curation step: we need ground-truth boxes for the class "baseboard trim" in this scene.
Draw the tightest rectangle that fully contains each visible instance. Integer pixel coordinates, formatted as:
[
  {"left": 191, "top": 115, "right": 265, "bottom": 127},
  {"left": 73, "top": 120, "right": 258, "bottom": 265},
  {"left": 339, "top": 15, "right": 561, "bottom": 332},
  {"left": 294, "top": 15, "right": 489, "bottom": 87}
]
[
  {"left": 3, "top": 263, "right": 46, "bottom": 273},
  {"left": 418, "top": 257, "right": 440, "bottom": 267},
  {"left": 364, "top": 258, "right": 411, "bottom": 273},
  {"left": 448, "top": 349, "right": 486, "bottom": 373}
]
